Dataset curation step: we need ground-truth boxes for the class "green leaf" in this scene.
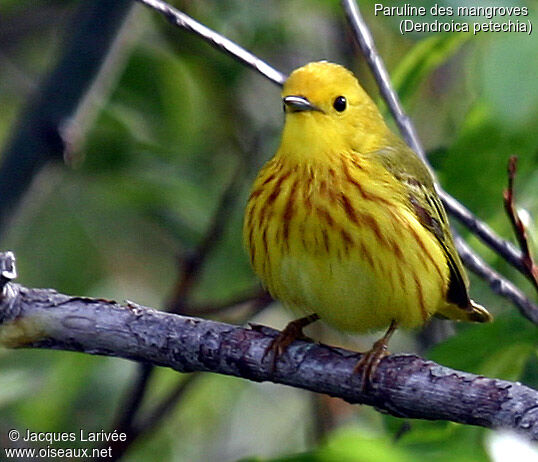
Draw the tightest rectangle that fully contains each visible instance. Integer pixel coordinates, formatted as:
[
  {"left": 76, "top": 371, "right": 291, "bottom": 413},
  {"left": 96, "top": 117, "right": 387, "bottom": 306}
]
[
  {"left": 392, "top": 34, "right": 469, "bottom": 104},
  {"left": 478, "top": 23, "right": 538, "bottom": 128},
  {"left": 0, "top": 369, "right": 37, "bottom": 408},
  {"left": 429, "top": 311, "right": 536, "bottom": 376},
  {"left": 244, "top": 429, "right": 416, "bottom": 462},
  {"left": 480, "top": 343, "right": 535, "bottom": 381}
]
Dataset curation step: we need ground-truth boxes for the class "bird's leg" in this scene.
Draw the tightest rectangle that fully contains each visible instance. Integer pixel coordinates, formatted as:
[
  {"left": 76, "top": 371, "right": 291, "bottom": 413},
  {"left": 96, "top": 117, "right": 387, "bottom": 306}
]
[
  {"left": 354, "top": 320, "right": 398, "bottom": 391},
  {"left": 263, "top": 313, "right": 320, "bottom": 371}
]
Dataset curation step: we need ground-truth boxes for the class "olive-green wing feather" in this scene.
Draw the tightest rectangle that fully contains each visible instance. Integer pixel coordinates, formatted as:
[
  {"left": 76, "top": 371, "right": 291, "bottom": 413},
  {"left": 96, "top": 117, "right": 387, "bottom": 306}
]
[
  {"left": 370, "top": 143, "right": 471, "bottom": 308},
  {"left": 371, "top": 143, "right": 492, "bottom": 322}
]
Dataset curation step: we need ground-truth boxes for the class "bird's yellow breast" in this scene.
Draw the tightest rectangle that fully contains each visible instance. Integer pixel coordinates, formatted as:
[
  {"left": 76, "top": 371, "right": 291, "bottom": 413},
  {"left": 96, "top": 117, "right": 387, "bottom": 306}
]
[{"left": 243, "top": 151, "right": 450, "bottom": 332}]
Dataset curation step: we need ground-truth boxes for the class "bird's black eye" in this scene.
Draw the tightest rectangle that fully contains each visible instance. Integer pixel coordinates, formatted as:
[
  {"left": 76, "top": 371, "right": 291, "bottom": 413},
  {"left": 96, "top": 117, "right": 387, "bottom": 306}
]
[{"left": 333, "top": 96, "right": 347, "bottom": 112}]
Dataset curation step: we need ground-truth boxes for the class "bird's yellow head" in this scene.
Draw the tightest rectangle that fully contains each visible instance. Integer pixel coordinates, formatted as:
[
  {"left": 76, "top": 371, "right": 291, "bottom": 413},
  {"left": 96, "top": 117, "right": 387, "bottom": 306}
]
[{"left": 279, "top": 61, "right": 390, "bottom": 162}]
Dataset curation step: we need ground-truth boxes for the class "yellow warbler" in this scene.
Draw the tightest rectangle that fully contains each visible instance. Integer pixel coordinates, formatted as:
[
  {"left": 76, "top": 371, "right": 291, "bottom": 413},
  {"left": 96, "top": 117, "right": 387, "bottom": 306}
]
[{"left": 243, "top": 61, "right": 492, "bottom": 382}]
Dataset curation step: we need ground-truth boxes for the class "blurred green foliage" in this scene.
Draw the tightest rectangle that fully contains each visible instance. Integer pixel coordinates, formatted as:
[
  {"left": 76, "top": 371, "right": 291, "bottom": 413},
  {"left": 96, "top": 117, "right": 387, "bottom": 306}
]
[{"left": 0, "top": 0, "right": 537, "bottom": 461}]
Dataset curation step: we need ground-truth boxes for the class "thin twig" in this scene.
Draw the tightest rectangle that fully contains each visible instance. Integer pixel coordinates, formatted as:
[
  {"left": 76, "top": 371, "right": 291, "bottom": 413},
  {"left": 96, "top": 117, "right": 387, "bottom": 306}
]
[
  {"left": 186, "top": 287, "right": 271, "bottom": 316},
  {"left": 310, "top": 394, "right": 339, "bottom": 445},
  {"left": 106, "top": 374, "right": 199, "bottom": 461},
  {"left": 1, "top": 273, "right": 537, "bottom": 441},
  {"left": 340, "top": 0, "right": 425, "bottom": 159},
  {"left": 112, "top": 363, "right": 154, "bottom": 434},
  {"left": 441, "top": 191, "right": 527, "bottom": 274},
  {"left": 455, "top": 236, "right": 538, "bottom": 324},
  {"left": 135, "top": 374, "right": 198, "bottom": 436},
  {"left": 503, "top": 156, "right": 538, "bottom": 290},
  {"left": 134, "top": 0, "right": 286, "bottom": 86}
]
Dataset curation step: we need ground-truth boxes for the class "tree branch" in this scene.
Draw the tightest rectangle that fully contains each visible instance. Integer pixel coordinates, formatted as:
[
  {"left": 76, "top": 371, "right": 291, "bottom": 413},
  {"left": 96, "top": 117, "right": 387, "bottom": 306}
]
[
  {"left": 454, "top": 236, "right": 538, "bottom": 324},
  {"left": 0, "top": 253, "right": 537, "bottom": 440},
  {"left": 341, "top": 0, "right": 425, "bottom": 159},
  {"left": 135, "top": 0, "right": 286, "bottom": 86},
  {"left": 186, "top": 287, "right": 272, "bottom": 316},
  {"left": 107, "top": 372, "right": 198, "bottom": 460},
  {"left": 133, "top": 0, "right": 538, "bottom": 322},
  {"left": 503, "top": 156, "right": 538, "bottom": 290}
]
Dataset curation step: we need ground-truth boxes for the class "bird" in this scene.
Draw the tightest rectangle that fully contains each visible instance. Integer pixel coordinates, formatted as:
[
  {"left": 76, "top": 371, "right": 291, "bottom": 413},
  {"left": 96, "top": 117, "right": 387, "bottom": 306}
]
[{"left": 243, "top": 61, "right": 492, "bottom": 387}]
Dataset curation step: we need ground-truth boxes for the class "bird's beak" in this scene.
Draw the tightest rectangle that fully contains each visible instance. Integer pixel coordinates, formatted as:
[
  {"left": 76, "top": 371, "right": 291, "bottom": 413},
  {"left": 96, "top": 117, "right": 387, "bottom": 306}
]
[{"left": 283, "top": 95, "right": 323, "bottom": 113}]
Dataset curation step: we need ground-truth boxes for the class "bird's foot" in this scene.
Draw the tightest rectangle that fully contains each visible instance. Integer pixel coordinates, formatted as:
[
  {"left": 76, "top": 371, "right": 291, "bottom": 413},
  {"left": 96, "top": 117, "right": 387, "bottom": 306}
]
[
  {"left": 353, "top": 320, "right": 398, "bottom": 391},
  {"left": 354, "top": 337, "right": 390, "bottom": 392},
  {"left": 263, "top": 313, "right": 319, "bottom": 372}
]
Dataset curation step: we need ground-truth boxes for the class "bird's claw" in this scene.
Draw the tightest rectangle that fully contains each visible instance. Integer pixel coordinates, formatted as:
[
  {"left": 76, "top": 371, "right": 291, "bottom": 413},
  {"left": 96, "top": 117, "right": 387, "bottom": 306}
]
[
  {"left": 262, "top": 314, "right": 319, "bottom": 373},
  {"left": 354, "top": 337, "right": 390, "bottom": 392}
]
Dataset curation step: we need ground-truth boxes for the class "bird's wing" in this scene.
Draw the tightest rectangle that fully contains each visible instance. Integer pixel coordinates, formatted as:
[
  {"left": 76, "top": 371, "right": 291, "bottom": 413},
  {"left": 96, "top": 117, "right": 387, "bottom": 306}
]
[{"left": 371, "top": 144, "right": 471, "bottom": 309}]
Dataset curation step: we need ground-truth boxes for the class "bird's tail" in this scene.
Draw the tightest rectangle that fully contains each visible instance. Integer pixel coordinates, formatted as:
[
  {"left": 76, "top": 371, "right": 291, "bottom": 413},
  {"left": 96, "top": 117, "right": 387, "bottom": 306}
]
[{"left": 436, "top": 299, "right": 493, "bottom": 323}]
